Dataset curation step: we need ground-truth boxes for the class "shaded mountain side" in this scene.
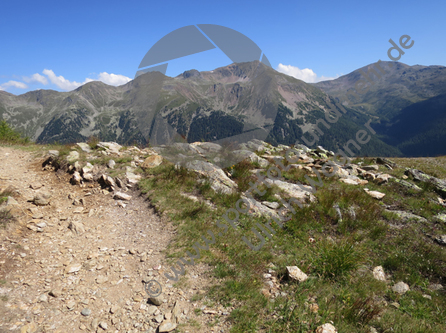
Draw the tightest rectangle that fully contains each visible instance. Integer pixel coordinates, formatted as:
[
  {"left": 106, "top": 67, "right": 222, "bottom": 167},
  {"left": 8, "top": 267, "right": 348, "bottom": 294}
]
[
  {"left": 266, "top": 104, "right": 402, "bottom": 157},
  {"left": 376, "top": 93, "right": 446, "bottom": 157}
]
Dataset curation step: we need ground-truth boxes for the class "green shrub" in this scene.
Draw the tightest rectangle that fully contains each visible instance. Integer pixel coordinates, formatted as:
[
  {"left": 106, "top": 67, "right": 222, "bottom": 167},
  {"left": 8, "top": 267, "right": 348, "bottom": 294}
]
[
  {"left": 313, "top": 239, "right": 364, "bottom": 280},
  {"left": 0, "top": 120, "right": 30, "bottom": 144}
]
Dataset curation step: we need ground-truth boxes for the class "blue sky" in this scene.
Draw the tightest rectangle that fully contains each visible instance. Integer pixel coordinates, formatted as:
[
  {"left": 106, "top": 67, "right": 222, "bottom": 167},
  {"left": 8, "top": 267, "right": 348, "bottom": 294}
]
[{"left": 1, "top": 0, "right": 445, "bottom": 94}]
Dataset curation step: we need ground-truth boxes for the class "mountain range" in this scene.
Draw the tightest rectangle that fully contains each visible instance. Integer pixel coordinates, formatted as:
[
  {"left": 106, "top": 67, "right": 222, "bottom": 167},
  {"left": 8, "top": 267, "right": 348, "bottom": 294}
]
[{"left": 1, "top": 60, "right": 445, "bottom": 157}]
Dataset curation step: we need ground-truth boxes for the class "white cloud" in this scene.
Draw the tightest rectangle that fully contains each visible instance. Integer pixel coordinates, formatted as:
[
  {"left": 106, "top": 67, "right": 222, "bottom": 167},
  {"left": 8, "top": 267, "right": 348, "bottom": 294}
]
[
  {"left": 42, "top": 69, "right": 84, "bottom": 91},
  {"left": 41, "top": 69, "right": 131, "bottom": 91},
  {"left": 23, "top": 73, "right": 48, "bottom": 85},
  {"left": 0, "top": 80, "right": 28, "bottom": 90},
  {"left": 0, "top": 70, "right": 132, "bottom": 93},
  {"left": 97, "top": 72, "right": 131, "bottom": 86},
  {"left": 276, "top": 63, "right": 339, "bottom": 83}
]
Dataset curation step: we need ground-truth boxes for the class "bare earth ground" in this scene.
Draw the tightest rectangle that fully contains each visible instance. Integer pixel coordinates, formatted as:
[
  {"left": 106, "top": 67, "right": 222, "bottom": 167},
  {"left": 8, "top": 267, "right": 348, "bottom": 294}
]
[{"left": 0, "top": 146, "right": 231, "bottom": 333}]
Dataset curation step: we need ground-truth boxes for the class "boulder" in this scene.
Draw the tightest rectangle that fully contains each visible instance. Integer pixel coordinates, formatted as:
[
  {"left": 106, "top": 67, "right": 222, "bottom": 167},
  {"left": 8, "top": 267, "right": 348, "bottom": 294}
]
[
  {"left": 405, "top": 168, "right": 446, "bottom": 197},
  {"left": 97, "top": 142, "right": 122, "bottom": 154},
  {"left": 141, "top": 155, "right": 163, "bottom": 169},
  {"left": 82, "top": 162, "right": 94, "bottom": 174},
  {"left": 71, "top": 171, "right": 82, "bottom": 185},
  {"left": 232, "top": 150, "right": 269, "bottom": 168},
  {"left": 392, "top": 178, "right": 422, "bottom": 191},
  {"left": 362, "top": 165, "right": 379, "bottom": 171},
  {"left": 241, "top": 195, "right": 280, "bottom": 219},
  {"left": 263, "top": 178, "right": 316, "bottom": 203},
  {"left": 68, "top": 221, "right": 85, "bottom": 235},
  {"left": 83, "top": 173, "right": 93, "bottom": 182},
  {"left": 149, "top": 295, "right": 164, "bottom": 306},
  {"left": 114, "top": 192, "right": 132, "bottom": 201},
  {"left": 48, "top": 150, "right": 59, "bottom": 157},
  {"left": 66, "top": 151, "right": 80, "bottom": 163},
  {"left": 385, "top": 210, "right": 427, "bottom": 223},
  {"left": 186, "top": 160, "right": 237, "bottom": 194},
  {"left": 33, "top": 191, "right": 52, "bottom": 206},
  {"left": 435, "top": 235, "right": 446, "bottom": 246},
  {"left": 76, "top": 142, "right": 92, "bottom": 153},
  {"left": 364, "top": 189, "right": 385, "bottom": 200},
  {"left": 158, "top": 321, "right": 177, "bottom": 332},
  {"left": 433, "top": 213, "right": 446, "bottom": 223},
  {"left": 191, "top": 142, "right": 222, "bottom": 153},
  {"left": 102, "top": 174, "right": 117, "bottom": 188},
  {"left": 375, "top": 173, "right": 392, "bottom": 184}
]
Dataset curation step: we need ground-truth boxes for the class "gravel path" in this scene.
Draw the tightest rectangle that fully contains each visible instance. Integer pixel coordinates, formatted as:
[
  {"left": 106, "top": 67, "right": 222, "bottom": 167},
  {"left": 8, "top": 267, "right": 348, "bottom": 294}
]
[{"left": 0, "top": 146, "right": 230, "bottom": 333}]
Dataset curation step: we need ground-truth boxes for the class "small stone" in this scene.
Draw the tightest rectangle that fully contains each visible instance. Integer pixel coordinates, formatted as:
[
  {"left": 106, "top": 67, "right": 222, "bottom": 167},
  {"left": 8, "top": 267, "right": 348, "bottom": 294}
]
[
  {"left": 35, "top": 221, "right": 47, "bottom": 228},
  {"left": 110, "top": 305, "right": 120, "bottom": 314},
  {"left": 68, "top": 221, "right": 85, "bottom": 235},
  {"left": 49, "top": 289, "right": 61, "bottom": 298},
  {"left": 390, "top": 301, "right": 400, "bottom": 308},
  {"left": 38, "top": 294, "right": 48, "bottom": 303},
  {"left": 154, "top": 314, "right": 164, "bottom": 323},
  {"left": 316, "top": 323, "right": 337, "bottom": 333},
  {"left": 113, "top": 192, "right": 132, "bottom": 201},
  {"left": 73, "top": 207, "right": 84, "bottom": 214},
  {"left": 133, "top": 295, "right": 143, "bottom": 302},
  {"left": 392, "top": 281, "right": 410, "bottom": 294},
  {"left": 65, "top": 263, "right": 82, "bottom": 274},
  {"left": 372, "top": 266, "right": 386, "bottom": 281},
  {"left": 66, "top": 300, "right": 76, "bottom": 310},
  {"left": 99, "top": 321, "right": 108, "bottom": 330},
  {"left": 147, "top": 305, "right": 158, "bottom": 315},
  {"left": 428, "top": 283, "right": 443, "bottom": 291},
  {"left": 149, "top": 295, "right": 164, "bottom": 306},
  {"left": 158, "top": 321, "right": 177, "bottom": 332},
  {"left": 81, "top": 308, "right": 92, "bottom": 316},
  {"left": 107, "top": 159, "right": 116, "bottom": 169},
  {"left": 286, "top": 266, "right": 308, "bottom": 282},
  {"left": 96, "top": 275, "right": 109, "bottom": 284},
  {"left": 29, "top": 183, "right": 43, "bottom": 190},
  {"left": 309, "top": 303, "right": 319, "bottom": 313}
]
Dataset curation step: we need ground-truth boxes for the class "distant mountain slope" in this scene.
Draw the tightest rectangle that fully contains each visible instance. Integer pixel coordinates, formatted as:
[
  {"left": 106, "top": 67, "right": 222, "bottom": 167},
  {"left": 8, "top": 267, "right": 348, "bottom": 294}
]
[
  {"left": 314, "top": 61, "right": 446, "bottom": 121},
  {"left": 0, "top": 61, "right": 402, "bottom": 156}
]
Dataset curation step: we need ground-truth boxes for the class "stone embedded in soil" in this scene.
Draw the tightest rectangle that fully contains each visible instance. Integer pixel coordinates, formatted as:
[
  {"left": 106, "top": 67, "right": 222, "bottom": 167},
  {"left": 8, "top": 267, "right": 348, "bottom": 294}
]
[
  {"left": 286, "top": 266, "right": 308, "bottom": 283},
  {"left": 113, "top": 191, "right": 132, "bottom": 201}
]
